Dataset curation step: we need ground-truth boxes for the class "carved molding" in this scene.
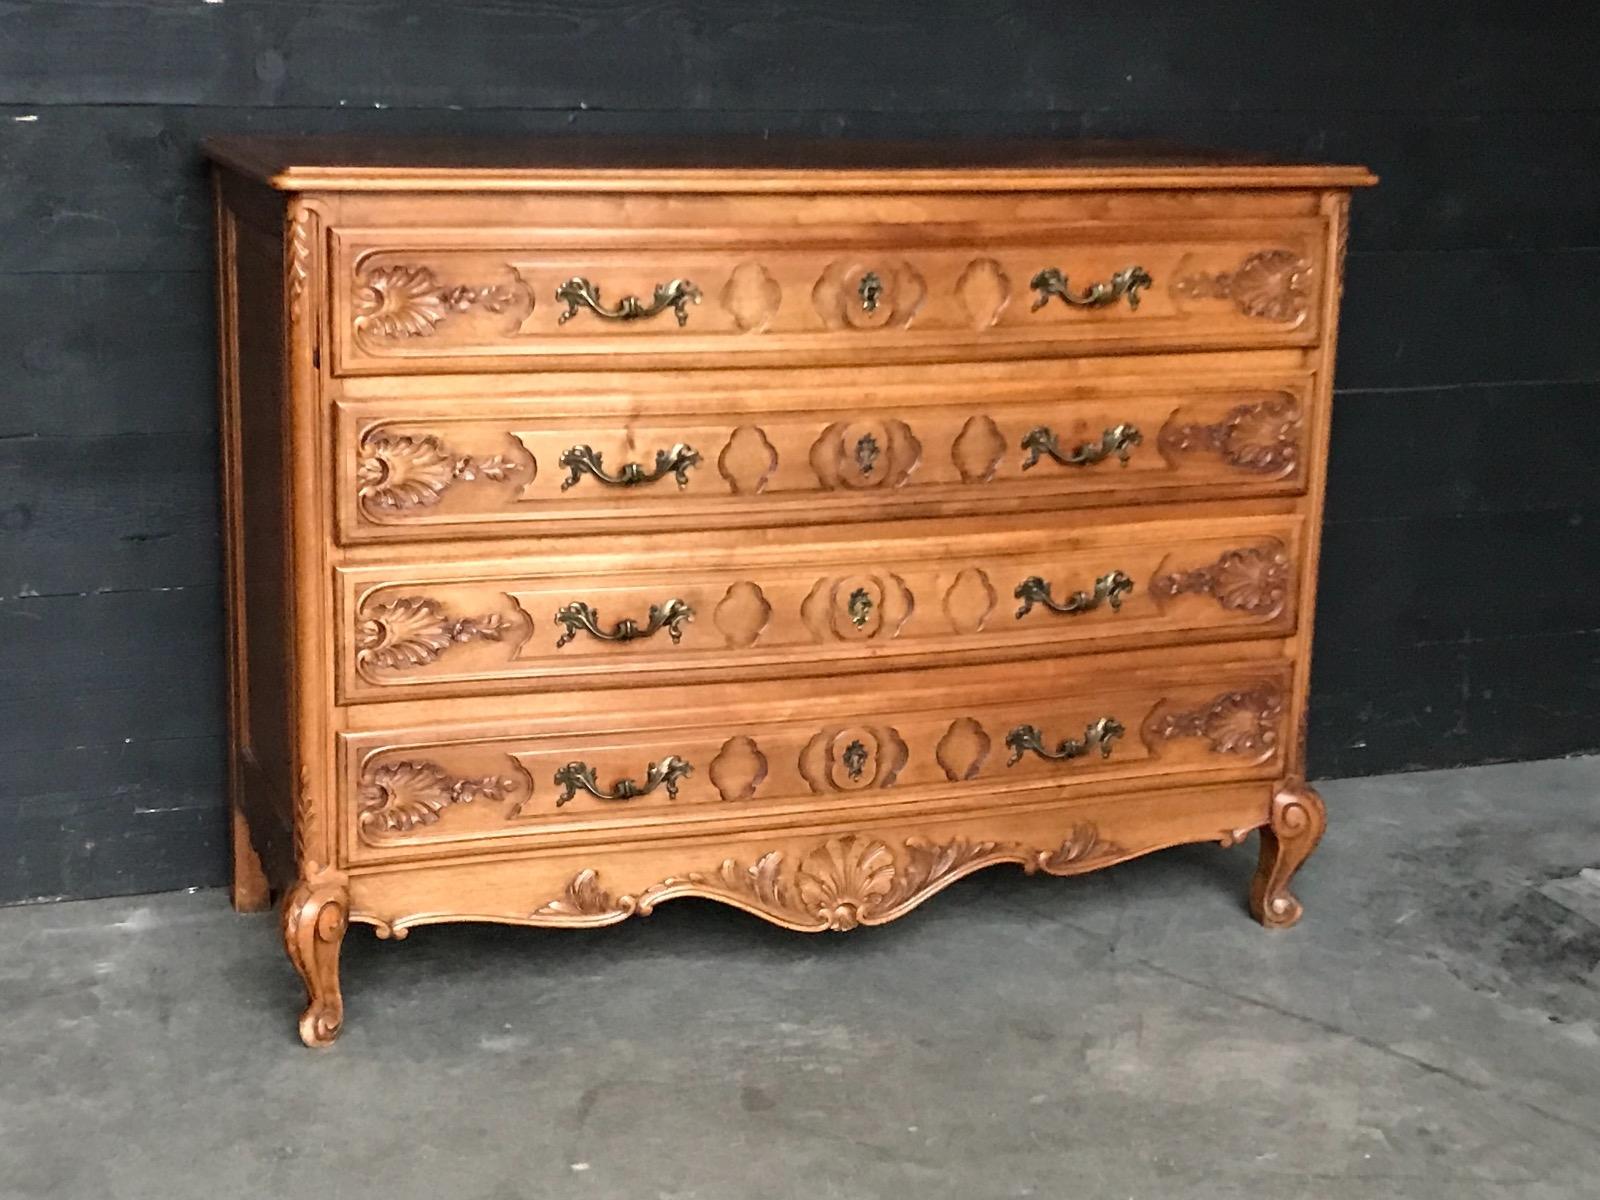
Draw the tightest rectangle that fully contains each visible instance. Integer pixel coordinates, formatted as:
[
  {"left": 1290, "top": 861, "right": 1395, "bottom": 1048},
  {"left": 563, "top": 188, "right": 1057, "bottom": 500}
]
[
  {"left": 357, "top": 431, "right": 522, "bottom": 512},
  {"left": 287, "top": 208, "right": 313, "bottom": 326},
  {"left": 1171, "top": 249, "right": 1312, "bottom": 322},
  {"left": 352, "top": 263, "right": 527, "bottom": 339},
  {"left": 528, "top": 825, "right": 1129, "bottom": 932},
  {"left": 718, "top": 425, "right": 779, "bottom": 495},
  {"left": 294, "top": 766, "right": 317, "bottom": 872},
  {"left": 1143, "top": 686, "right": 1284, "bottom": 757},
  {"left": 357, "top": 759, "right": 519, "bottom": 838},
  {"left": 951, "top": 415, "right": 1006, "bottom": 483},
  {"left": 1158, "top": 396, "right": 1302, "bottom": 476},
  {"left": 1150, "top": 543, "right": 1291, "bottom": 617},
  {"left": 955, "top": 257, "right": 1012, "bottom": 329},
  {"left": 356, "top": 595, "right": 510, "bottom": 674},
  {"left": 720, "top": 262, "right": 783, "bottom": 332}
]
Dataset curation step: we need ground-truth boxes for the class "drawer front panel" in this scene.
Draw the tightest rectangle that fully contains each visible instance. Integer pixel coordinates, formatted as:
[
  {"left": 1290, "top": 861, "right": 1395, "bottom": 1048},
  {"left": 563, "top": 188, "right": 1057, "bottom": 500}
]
[
  {"left": 330, "top": 220, "right": 1325, "bottom": 374},
  {"left": 339, "top": 656, "right": 1293, "bottom": 863},
  {"left": 336, "top": 377, "right": 1311, "bottom": 542},
  {"left": 338, "top": 516, "right": 1300, "bottom": 702}
]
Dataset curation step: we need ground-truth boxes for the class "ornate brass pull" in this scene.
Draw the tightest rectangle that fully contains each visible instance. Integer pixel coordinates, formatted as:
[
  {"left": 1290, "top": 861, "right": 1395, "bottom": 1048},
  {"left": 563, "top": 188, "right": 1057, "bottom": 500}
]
[
  {"left": 558, "top": 443, "right": 701, "bottom": 491},
  {"left": 554, "top": 599, "right": 694, "bottom": 648},
  {"left": 1029, "top": 266, "right": 1152, "bottom": 311},
  {"left": 1015, "top": 571, "right": 1134, "bottom": 619},
  {"left": 553, "top": 755, "right": 692, "bottom": 807},
  {"left": 1005, "top": 717, "right": 1124, "bottom": 765},
  {"left": 555, "top": 276, "right": 702, "bottom": 326},
  {"left": 1020, "top": 423, "right": 1142, "bottom": 470}
]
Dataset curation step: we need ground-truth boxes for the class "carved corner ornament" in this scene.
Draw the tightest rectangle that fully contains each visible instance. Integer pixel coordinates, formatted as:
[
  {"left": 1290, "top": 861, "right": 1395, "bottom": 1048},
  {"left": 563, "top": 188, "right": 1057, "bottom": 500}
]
[
  {"left": 357, "top": 431, "right": 522, "bottom": 512},
  {"left": 529, "top": 826, "right": 1128, "bottom": 933},
  {"left": 356, "top": 596, "right": 511, "bottom": 675},
  {"left": 1150, "top": 543, "right": 1291, "bottom": 617},
  {"left": 1171, "top": 249, "right": 1312, "bottom": 322},
  {"left": 357, "top": 759, "right": 519, "bottom": 839},
  {"left": 1250, "top": 784, "right": 1327, "bottom": 929},
  {"left": 353, "top": 263, "right": 528, "bottom": 339},
  {"left": 1158, "top": 395, "right": 1302, "bottom": 477}
]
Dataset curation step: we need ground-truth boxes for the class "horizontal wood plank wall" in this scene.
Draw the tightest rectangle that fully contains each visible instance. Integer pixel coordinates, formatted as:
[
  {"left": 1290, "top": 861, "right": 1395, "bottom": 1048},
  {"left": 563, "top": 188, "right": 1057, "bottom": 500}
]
[{"left": 2, "top": 2, "right": 1597, "bottom": 903}]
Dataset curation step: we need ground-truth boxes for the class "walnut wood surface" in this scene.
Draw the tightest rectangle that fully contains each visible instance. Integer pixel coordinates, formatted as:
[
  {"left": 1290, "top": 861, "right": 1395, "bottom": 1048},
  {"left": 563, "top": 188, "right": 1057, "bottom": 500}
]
[{"left": 209, "top": 138, "right": 1370, "bottom": 1046}]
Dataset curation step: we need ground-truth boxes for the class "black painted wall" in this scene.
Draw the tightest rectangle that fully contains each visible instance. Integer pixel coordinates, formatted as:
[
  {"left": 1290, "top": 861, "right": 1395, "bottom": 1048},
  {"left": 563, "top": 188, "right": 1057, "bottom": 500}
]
[{"left": 3, "top": 4, "right": 1597, "bottom": 904}]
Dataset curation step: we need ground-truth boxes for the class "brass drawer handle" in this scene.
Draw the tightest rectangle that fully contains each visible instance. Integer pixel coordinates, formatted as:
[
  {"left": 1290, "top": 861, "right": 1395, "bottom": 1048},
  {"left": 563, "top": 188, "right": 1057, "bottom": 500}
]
[
  {"left": 1030, "top": 265, "right": 1152, "bottom": 311},
  {"left": 554, "top": 599, "right": 694, "bottom": 648},
  {"left": 1020, "top": 423, "right": 1141, "bottom": 470},
  {"left": 555, "top": 276, "right": 702, "bottom": 326},
  {"left": 558, "top": 443, "right": 701, "bottom": 491},
  {"left": 1005, "top": 717, "right": 1124, "bottom": 765},
  {"left": 554, "top": 756, "right": 693, "bottom": 807},
  {"left": 1015, "top": 571, "right": 1134, "bottom": 619}
]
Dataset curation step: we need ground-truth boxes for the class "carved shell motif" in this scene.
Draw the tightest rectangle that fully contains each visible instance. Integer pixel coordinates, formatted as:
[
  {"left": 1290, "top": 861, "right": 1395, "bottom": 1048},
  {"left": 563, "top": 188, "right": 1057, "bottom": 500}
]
[
  {"left": 357, "top": 432, "right": 520, "bottom": 512},
  {"left": 356, "top": 596, "right": 510, "bottom": 673},
  {"left": 1150, "top": 545, "right": 1291, "bottom": 616},
  {"left": 354, "top": 266, "right": 450, "bottom": 338},
  {"left": 1171, "top": 250, "right": 1312, "bottom": 323},
  {"left": 358, "top": 760, "right": 518, "bottom": 837},
  {"left": 1158, "top": 396, "right": 1302, "bottom": 476},
  {"left": 1145, "top": 687, "right": 1284, "bottom": 757},
  {"left": 529, "top": 827, "right": 1127, "bottom": 932},
  {"left": 353, "top": 264, "right": 522, "bottom": 339}
]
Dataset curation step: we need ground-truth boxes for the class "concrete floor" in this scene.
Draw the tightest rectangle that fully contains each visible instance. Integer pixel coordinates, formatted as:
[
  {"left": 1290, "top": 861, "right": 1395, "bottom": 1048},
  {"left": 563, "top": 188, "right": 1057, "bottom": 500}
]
[{"left": 2, "top": 759, "right": 1598, "bottom": 1200}]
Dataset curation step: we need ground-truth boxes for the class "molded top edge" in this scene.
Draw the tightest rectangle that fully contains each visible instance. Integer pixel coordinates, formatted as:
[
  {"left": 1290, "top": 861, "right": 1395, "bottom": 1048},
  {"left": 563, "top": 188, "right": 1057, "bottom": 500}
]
[{"left": 203, "top": 135, "right": 1378, "bottom": 193}]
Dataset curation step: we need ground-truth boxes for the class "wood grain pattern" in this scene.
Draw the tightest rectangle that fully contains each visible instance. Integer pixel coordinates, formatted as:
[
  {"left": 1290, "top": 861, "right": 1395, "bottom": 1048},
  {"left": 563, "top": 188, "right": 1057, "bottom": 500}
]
[{"left": 209, "top": 137, "right": 1369, "bottom": 1045}]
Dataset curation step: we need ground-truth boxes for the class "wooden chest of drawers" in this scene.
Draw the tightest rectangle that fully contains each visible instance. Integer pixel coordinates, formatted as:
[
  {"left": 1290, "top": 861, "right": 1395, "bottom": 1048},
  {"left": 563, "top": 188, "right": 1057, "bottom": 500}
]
[{"left": 206, "top": 137, "right": 1374, "bottom": 1047}]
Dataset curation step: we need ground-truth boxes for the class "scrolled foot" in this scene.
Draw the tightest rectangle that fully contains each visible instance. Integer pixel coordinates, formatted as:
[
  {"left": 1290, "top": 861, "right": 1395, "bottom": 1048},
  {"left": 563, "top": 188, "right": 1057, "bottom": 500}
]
[
  {"left": 1249, "top": 784, "right": 1326, "bottom": 930},
  {"left": 282, "top": 876, "right": 349, "bottom": 1048}
]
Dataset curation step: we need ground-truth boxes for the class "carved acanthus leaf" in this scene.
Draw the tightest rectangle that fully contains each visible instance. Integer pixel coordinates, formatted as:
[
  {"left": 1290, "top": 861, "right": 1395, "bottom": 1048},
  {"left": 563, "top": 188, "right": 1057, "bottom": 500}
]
[
  {"left": 356, "top": 596, "right": 510, "bottom": 673},
  {"left": 1150, "top": 544, "right": 1291, "bottom": 616},
  {"left": 358, "top": 760, "right": 518, "bottom": 837},
  {"left": 534, "top": 869, "right": 639, "bottom": 920},
  {"left": 357, "top": 431, "right": 521, "bottom": 512},
  {"left": 1032, "top": 822, "right": 1126, "bottom": 873}
]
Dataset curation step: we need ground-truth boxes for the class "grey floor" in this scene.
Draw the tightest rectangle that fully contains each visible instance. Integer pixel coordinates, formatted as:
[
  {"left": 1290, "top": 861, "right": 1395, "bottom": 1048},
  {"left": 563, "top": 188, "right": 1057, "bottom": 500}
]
[{"left": 2, "top": 759, "right": 1598, "bottom": 1200}]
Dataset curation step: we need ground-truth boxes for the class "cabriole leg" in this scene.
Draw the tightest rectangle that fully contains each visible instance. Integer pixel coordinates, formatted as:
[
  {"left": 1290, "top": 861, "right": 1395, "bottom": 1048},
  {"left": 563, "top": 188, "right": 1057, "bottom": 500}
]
[
  {"left": 1250, "top": 784, "right": 1327, "bottom": 929},
  {"left": 281, "top": 876, "right": 349, "bottom": 1047}
]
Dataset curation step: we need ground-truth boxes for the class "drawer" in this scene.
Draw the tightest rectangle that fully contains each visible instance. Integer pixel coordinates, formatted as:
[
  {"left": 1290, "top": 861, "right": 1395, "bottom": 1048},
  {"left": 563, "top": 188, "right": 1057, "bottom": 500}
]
[
  {"left": 338, "top": 514, "right": 1300, "bottom": 703},
  {"left": 336, "top": 373, "right": 1313, "bottom": 542},
  {"left": 338, "top": 654, "right": 1293, "bottom": 863},
  {"left": 330, "top": 218, "right": 1326, "bottom": 374}
]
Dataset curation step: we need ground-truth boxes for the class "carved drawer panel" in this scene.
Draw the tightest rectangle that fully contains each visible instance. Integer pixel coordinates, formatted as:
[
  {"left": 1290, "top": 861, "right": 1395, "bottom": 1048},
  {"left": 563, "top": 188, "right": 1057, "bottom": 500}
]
[
  {"left": 338, "top": 655, "right": 1293, "bottom": 863},
  {"left": 336, "top": 516, "right": 1301, "bottom": 702},
  {"left": 329, "top": 219, "right": 1325, "bottom": 374},
  {"left": 334, "top": 376, "right": 1311, "bottom": 543}
]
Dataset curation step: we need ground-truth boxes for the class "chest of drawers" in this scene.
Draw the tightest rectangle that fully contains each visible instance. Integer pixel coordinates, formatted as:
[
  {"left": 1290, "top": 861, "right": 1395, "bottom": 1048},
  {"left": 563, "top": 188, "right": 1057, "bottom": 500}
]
[{"left": 206, "top": 137, "right": 1374, "bottom": 1047}]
